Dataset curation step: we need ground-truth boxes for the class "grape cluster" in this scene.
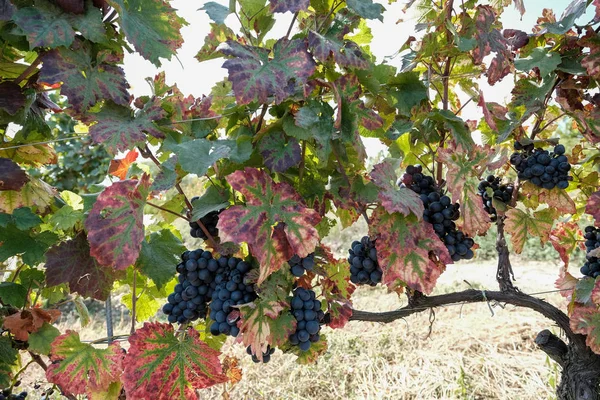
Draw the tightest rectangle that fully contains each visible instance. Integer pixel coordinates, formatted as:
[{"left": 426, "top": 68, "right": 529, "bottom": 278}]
[
  {"left": 402, "top": 165, "right": 475, "bottom": 261},
  {"left": 208, "top": 257, "right": 257, "bottom": 337},
  {"left": 510, "top": 143, "right": 571, "bottom": 190},
  {"left": 288, "top": 287, "right": 324, "bottom": 351},
  {"left": 580, "top": 226, "right": 600, "bottom": 278},
  {"left": 399, "top": 164, "right": 437, "bottom": 195},
  {"left": 478, "top": 175, "right": 514, "bottom": 221},
  {"left": 247, "top": 345, "right": 275, "bottom": 363},
  {"left": 0, "top": 389, "right": 27, "bottom": 400},
  {"left": 289, "top": 253, "right": 315, "bottom": 277},
  {"left": 189, "top": 202, "right": 221, "bottom": 239},
  {"left": 162, "top": 249, "right": 217, "bottom": 324},
  {"left": 348, "top": 237, "right": 382, "bottom": 286}
]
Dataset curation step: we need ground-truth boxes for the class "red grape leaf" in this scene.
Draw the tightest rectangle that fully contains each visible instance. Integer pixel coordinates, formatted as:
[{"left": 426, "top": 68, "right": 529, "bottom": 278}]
[
  {"left": 370, "top": 159, "right": 424, "bottom": 217},
  {"left": 106, "top": 0, "right": 186, "bottom": 66},
  {"left": 217, "top": 168, "right": 321, "bottom": 284},
  {"left": 221, "top": 356, "right": 242, "bottom": 386},
  {"left": 579, "top": 28, "right": 600, "bottom": 79},
  {"left": 0, "top": 158, "right": 29, "bottom": 191},
  {"left": 549, "top": 222, "right": 584, "bottom": 268},
  {"left": 258, "top": 130, "right": 302, "bottom": 173},
  {"left": 90, "top": 100, "right": 166, "bottom": 154},
  {"left": 40, "top": 41, "right": 129, "bottom": 113},
  {"left": 308, "top": 31, "right": 369, "bottom": 69},
  {"left": 13, "top": 1, "right": 105, "bottom": 49},
  {"left": 221, "top": 39, "right": 316, "bottom": 105},
  {"left": 44, "top": 233, "right": 115, "bottom": 301},
  {"left": 108, "top": 150, "right": 138, "bottom": 180},
  {"left": 438, "top": 145, "right": 497, "bottom": 236},
  {"left": 269, "top": 0, "right": 309, "bottom": 13},
  {"left": 237, "top": 301, "right": 296, "bottom": 362},
  {"left": 320, "top": 248, "right": 355, "bottom": 329},
  {"left": 123, "top": 322, "right": 227, "bottom": 399},
  {"left": 472, "top": 5, "right": 511, "bottom": 85},
  {"left": 587, "top": 191, "right": 600, "bottom": 226},
  {"left": 0, "top": 82, "right": 25, "bottom": 115},
  {"left": 85, "top": 175, "right": 150, "bottom": 269},
  {"left": 2, "top": 307, "right": 60, "bottom": 341},
  {"left": 521, "top": 181, "right": 577, "bottom": 215},
  {"left": 570, "top": 305, "right": 600, "bottom": 354},
  {"left": 555, "top": 268, "right": 578, "bottom": 299},
  {"left": 504, "top": 208, "right": 554, "bottom": 254},
  {"left": 46, "top": 331, "right": 124, "bottom": 397},
  {"left": 370, "top": 207, "right": 452, "bottom": 294}
]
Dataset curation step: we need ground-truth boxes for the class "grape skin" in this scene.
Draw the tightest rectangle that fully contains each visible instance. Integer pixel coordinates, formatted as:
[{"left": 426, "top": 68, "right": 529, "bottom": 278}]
[
  {"left": 581, "top": 226, "right": 600, "bottom": 278},
  {"left": 510, "top": 144, "right": 571, "bottom": 190},
  {"left": 348, "top": 236, "right": 382, "bottom": 286},
  {"left": 288, "top": 287, "right": 324, "bottom": 352}
]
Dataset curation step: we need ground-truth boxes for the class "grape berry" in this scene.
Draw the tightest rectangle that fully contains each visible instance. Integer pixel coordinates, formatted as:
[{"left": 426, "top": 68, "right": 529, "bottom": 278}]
[
  {"left": 189, "top": 198, "right": 222, "bottom": 240},
  {"left": 0, "top": 389, "right": 27, "bottom": 400},
  {"left": 580, "top": 226, "right": 600, "bottom": 278},
  {"left": 399, "top": 164, "right": 437, "bottom": 195},
  {"left": 289, "top": 253, "right": 315, "bottom": 277},
  {"left": 348, "top": 236, "right": 382, "bottom": 285},
  {"left": 247, "top": 345, "right": 275, "bottom": 363},
  {"left": 288, "top": 287, "right": 324, "bottom": 351},
  {"left": 510, "top": 143, "right": 571, "bottom": 190},
  {"left": 478, "top": 175, "right": 513, "bottom": 221}
]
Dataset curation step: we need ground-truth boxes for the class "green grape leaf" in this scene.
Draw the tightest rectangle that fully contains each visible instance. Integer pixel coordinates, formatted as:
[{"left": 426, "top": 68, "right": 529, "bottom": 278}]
[
  {"left": 190, "top": 186, "right": 229, "bottom": 221},
  {"left": 370, "top": 208, "right": 452, "bottom": 294},
  {"left": 370, "top": 159, "right": 424, "bottom": 218},
  {"left": 0, "top": 223, "right": 56, "bottom": 266},
  {"left": 40, "top": 41, "right": 130, "bottom": 113},
  {"left": 90, "top": 100, "right": 166, "bottom": 154},
  {"left": 320, "top": 249, "right": 355, "bottom": 329},
  {"left": 575, "top": 277, "right": 595, "bottom": 305},
  {"left": 427, "top": 110, "right": 474, "bottom": 150},
  {"left": 136, "top": 230, "right": 185, "bottom": 289},
  {"left": 221, "top": 39, "right": 316, "bottom": 104},
  {"left": 106, "top": 0, "right": 186, "bottom": 66},
  {"left": 269, "top": 0, "right": 309, "bottom": 13},
  {"left": 238, "top": 300, "right": 296, "bottom": 361},
  {"left": 587, "top": 191, "right": 600, "bottom": 226},
  {"left": 165, "top": 139, "right": 230, "bottom": 177},
  {"left": 123, "top": 322, "right": 227, "bottom": 399},
  {"left": 13, "top": 0, "right": 105, "bottom": 49},
  {"left": 308, "top": 31, "right": 369, "bottom": 69},
  {"left": 0, "top": 336, "right": 17, "bottom": 387},
  {"left": 438, "top": 145, "right": 495, "bottom": 237},
  {"left": 283, "top": 100, "right": 334, "bottom": 163},
  {"left": 504, "top": 208, "right": 554, "bottom": 254},
  {"left": 543, "top": 0, "right": 586, "bottom": 34},
  {"left": 0, "top": 282, "right": 27, "bottom": 308},
  {"left": 150, "top": 156, "right": 177, "bottom": 192},
  {"left": 570, "top": 306, "right": 600, "bottom": 354},
  {"left": 85, "top": 175, "right": 150, "bottom": 269},
  {"left": 388, "top": 72, "right": 428, "bottom": 117},
  {"left": 217, "top": 168, "right": 321, "bottom": 284},
  {"left": 514, "top": 48, "right": 561, "bottom": 77},
  {"left": 195, "top": 23, "right": 237, "bottom": 62},
  {"left": 11, "top": 207, "right": 42, "bottom": 230},
  {"left": 46, "top": 330, "right": 124, "bottom": 397},
  {"left": 346, "top": 0, "right": 384, "bottom": 21},
  {"left": 0, "top": 158, "right": 28, "bottom": 191},
  {"left": 549, "top": 222, "right": 584, "bottom": 268},
  {"left": 28, "top": 322, "right": 60, "bottom": 355},
  {"left": 258, "top": 130, "right": 302, "bottom": 173},
  {"left": 200, "top": 2, "right": 230, "bottom": 23},
  {"left": 73, "top": 296, "right": 91, "bottom": 327},
  {"left": 44, "top": 234, "right": 115, "bottom": 301},
  {"left": 472, "top": 5, "right": 511, "bottom": 84},
  {"left": 48, "top": 205, "right": 84, "bottom": 230}
]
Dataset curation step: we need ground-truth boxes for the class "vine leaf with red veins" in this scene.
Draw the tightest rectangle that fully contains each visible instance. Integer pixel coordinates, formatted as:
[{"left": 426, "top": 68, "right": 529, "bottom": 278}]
[
  {"left": 46, "top": 331, "right": 124, "bottom": 398},
  {"left": 370, "top": 159, "right": 423, "bottom": 218},
  {"left": 123, "top": 322, "right": 227, "bottom": 399},
  {"left": 555, "top": 268, "right": 578, "bottom": 299},
  {"left": 472, "top": 5, "right": 511, "bottom": 85},
  {"left": 521, "top": 181, "right": 577, "bottom": 215},
  {"left": 106, "top": 0, "right": 186, "bottom": 67},
  {"left": 237, "top": 300, "right": 296, "bottom": 362},
  {"left": 3, "top": 307, "right": 61, "bottom": 341},
  {"left": 85, "top": 175, "right": 150, "bottom": 269},
  {"left": 320, "top": 253, "right": 355, "bottom": 329},
  {"left": 549, "top": 222, "right": 584, "bottom": 268},
  {"left": 269, "top": 0, "right": 309, "bottom": 13},
  {"left": 570, "top": 306, "right": 600, "bottom": 353},
  {"left": 308, "top": 31, "right": 369, "bottom": 69},
  {"left": 438, "top": 145, "right": 497, "bottom": 237},
  {"left": 504, "top": 208, "right": 554, "bottom": 254},
  {"left": 217, "top": 168, "right": 321, "bottom": 284},
  {"left": 44, "top": 233, "right": 115, "bottom": 301},
  {"left": 587, "top": 191, "right": 600, "bottom": 225},
  {"left": 370, "top": 208, "right": 452, "bottom": 294},
  {"left": 0, "top": 158, "right": 29, "bottom": 191},
  {"left": 40, "top": 41, "right": 129, "bottom": 114},
  {"left": 220, "top": 39, "right": 316, "bottom": 105},
  {"left": 90, "top": 100, "right": 166, "bottom": 155}
]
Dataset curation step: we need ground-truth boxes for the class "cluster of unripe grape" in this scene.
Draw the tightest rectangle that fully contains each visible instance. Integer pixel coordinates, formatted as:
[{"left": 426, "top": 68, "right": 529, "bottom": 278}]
[
  {"left": 580, "top": 226, "right": 600, "bottom": 278},
  {"left": 510, "top": 143, "right": 571, "bottom": 190}
]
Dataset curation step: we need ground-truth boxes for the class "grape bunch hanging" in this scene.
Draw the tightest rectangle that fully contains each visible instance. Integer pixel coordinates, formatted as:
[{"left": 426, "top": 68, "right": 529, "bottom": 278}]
[
  {"left": 0, "top": 388, "right": 27, "bottom": 400},
  {"left": 478, "top": 175, "right": 514, "bottom": 222},
  {"left": 348, "top": 236, "right": 382, "bottom": 285},
  {"left": 580, "top": 226, "right": 600, "bottom": 278},
  {"left": 288, "top": 287, "right": 324, "bottom": 351},
  {"left": 401, "top": 165, "right": 475, "bottom": 261},
  {"left": 247, "top": 345, "right": 275, "bottom": 363},
  {"left": 510, "top": 143, "right": 571, "bottom": 190},
  {"left": 189, "top": 209, "right": 221, "bottom": 240},
  {"left": 289, "top": 253, "right": 315, "bottom": 277}
]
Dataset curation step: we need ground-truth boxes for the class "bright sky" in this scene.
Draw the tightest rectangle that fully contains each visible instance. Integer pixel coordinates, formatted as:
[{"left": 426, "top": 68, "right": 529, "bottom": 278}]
[{"left": 122, "top": 0, "right": 581, "bottom": 155}]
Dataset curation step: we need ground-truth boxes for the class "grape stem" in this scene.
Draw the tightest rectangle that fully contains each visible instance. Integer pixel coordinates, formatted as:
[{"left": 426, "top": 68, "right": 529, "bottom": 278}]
[
  {"left": 13, "top": 55, "right": 42, "bottom": 85},
  {"left": 495, "top": 216, "right": 517, "bottom": 292},
  {"left": 350, "top": 288, "right": 587, "bottom": 352},
  {"left": 147, "top": 201, "right": 190, "bottom": 221}
]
